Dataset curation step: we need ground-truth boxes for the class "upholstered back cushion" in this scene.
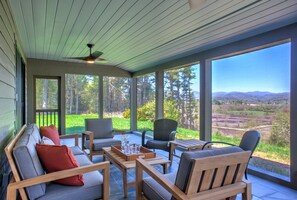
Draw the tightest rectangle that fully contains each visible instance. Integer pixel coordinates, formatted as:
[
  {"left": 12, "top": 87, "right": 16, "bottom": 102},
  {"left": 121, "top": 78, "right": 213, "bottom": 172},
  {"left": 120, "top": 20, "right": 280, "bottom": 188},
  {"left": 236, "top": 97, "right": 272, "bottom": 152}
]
[
  {"left": 174, "top": 146, "right": 244, "bottom": 194},
  {"left": 85, "top": 118, "right": 113, "bottom": 139},
  {"left": 13, "top": 125, "right": 46, "bottom": 200},
  {"left": 153, "top": 119, "right": 178, "bottom": 141}
]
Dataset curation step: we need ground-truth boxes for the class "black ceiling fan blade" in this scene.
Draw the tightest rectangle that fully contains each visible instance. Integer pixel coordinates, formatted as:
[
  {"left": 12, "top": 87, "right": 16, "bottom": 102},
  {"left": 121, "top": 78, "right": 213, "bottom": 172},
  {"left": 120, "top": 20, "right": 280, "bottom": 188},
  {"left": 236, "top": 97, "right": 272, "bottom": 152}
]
[
  {"left": 91, "top": 51, "right": 103, "bottom": 58},
  {"left": 64, "top": 56, "right": 88, "bottom": 60},
  {"left": 95, "top": 58, "right": 108, "bottom": 62}
]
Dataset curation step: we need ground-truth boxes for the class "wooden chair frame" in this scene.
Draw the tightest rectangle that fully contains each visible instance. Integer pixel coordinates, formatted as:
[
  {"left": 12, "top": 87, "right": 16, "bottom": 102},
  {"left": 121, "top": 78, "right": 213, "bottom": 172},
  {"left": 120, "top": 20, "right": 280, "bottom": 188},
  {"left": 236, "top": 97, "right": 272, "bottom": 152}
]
[
  {"left": 136, "top": 151, "right": 252, "bottom": 200},
  {"left": 5, "top": 125, "right": 110, "bottom": 200}
]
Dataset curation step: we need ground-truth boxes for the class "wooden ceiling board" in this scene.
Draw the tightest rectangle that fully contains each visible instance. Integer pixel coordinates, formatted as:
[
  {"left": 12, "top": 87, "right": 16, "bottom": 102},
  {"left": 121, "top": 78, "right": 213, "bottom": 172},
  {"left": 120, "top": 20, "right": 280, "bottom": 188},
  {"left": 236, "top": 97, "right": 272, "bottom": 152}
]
[
  {"left": 60, "top": 0, "right": 103, "bottom": 58},
  {"left": 52, "top": 0, "right": 85, "bottom": 58},
  {"left": 65, "top": 0, "right": 125, "bottom": 58},
  {"left": 97, "top": 0, "right": 167, "bottom": 51},
  {"left": 74, "top": 0, "right": 142, "bottom": 57},
  {"left": 7, "top": 0, "right": 297, "bottom": 72},
  {"left": 43, "top": 0, "right": 58, "bottom": 59},
  {"left": 110, "top": 0, "right": 246, "bottom": 65},
  {"left": 32, "top": 0, "right": 46, "bottom": 59},
  {"left": 47, "top": 0, "right": 74, "bottom": 60},
  {"left": 122, "top": 0, "right": 293, "bottom": 70},
  {"left": 19, "top": 0, "right": 35, "bottom": 57}
]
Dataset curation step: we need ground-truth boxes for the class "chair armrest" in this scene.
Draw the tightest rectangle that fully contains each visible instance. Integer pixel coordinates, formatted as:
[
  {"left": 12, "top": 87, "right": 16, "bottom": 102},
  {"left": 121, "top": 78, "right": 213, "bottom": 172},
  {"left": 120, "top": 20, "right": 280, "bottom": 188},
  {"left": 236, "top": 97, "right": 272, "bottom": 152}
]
[
  {"left": 202, "top": 141, "right": 236, "bottom": 150},
  {"left": 81, "top": 131, "right": 94, "bottom": 150},
  {"left": 169, "top": 131, "right": 176, "bottom": 141},
  {"left": 59, "top": 134, "right": 79, "bottom": 146},
  {"left": 141, "top": 130, "right": 153, "bottom": 146},
  {"left": 7, "top": 161, "right": 110, "bottom": 200},
  {"left": 136, "top": 158, "right": 188, "bottom": 200}
]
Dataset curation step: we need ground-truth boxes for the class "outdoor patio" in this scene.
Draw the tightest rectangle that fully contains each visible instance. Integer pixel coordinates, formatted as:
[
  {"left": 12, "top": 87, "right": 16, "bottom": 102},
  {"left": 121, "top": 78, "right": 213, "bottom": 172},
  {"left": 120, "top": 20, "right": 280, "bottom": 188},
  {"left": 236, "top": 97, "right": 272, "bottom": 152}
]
[{"left": 62, "top": 133, "right": 297, "bottom": 200}]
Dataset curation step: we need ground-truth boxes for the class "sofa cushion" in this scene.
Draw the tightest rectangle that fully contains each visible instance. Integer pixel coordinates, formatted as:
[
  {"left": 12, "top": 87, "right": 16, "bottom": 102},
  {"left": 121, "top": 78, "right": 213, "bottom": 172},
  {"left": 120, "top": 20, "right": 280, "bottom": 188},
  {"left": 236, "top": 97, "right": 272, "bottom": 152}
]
[
  {"left": 36, "top": 144, "right": 84, "bottom": 186},
  {"left": 36, "top": 170, "right": 104, "bottom": 200},
  {"left": 75, "top": 154, "right": 93, "bottom": 166},
  {"left": 142, "top": 173, "right": 176, "bottom": 200},
  {"left": 175, "top": 146, "right": 244, "bottom": 193},
  {"left": 84, "top": 138, "right": 121, "bottom": 151},
  {"left": 40, "top": 125, "right": 60, "bottom": 145},
  {"left": 70, "top": 146, "right": 85, "bottom": 155},
  {"left": 29, "top": 123, "right": 42, "bottom": 143},
  {"left": 13, "top": 129, "right": 46, "bottom": 200}
]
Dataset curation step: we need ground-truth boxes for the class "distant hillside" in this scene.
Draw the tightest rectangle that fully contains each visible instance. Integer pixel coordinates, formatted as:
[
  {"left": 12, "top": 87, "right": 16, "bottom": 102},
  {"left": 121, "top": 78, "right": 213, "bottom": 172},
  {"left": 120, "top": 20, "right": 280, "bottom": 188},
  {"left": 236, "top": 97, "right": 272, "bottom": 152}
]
[{"left": 211, "top": 91, "right": 289, "bottom": 103}]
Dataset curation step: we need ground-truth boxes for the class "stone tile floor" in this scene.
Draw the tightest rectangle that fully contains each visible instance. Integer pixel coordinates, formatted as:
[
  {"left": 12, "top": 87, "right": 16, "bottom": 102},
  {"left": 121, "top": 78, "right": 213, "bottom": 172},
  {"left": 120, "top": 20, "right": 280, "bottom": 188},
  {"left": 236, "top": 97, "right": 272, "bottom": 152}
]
[{"left": 62, "top": 133, "right": 297, "bottom": 200}]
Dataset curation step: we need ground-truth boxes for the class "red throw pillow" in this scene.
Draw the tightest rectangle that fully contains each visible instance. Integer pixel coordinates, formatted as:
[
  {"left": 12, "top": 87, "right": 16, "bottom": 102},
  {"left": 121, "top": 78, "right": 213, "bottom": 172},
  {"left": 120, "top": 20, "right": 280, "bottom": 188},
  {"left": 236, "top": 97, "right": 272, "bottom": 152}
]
[
  {"left": 36, "top": 144, "right": 84, "bottom": 186},
  {"left": 40, "top": 125, "right": 60, "bottom": 145}
]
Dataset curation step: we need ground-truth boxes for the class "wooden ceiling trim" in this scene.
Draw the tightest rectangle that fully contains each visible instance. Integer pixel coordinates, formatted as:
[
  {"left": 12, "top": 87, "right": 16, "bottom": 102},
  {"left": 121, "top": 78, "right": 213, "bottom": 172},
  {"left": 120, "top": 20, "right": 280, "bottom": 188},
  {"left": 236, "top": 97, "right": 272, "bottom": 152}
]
[
  {"left": 66, "top": 0, "right": 125, "bottom": 58},
  {"left": 122, "top": 0, "right": 290, "bottom": 69},
  {"left": 61, "top": 0, "right": 104, "bottom": 58},
  {"left": 76, "top": 0, "right": 140, "bottom": 57}
]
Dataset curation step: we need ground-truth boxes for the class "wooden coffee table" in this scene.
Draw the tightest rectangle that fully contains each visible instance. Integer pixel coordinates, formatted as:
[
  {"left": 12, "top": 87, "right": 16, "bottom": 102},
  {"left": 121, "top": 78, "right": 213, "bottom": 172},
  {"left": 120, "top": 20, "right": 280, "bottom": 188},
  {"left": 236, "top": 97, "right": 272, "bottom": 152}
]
[
  {"left": 169, "top": 139, "right": 211, "bottom": 165},
  {"left": 103, "top": 147, "right": 170, "bottom": 198}
]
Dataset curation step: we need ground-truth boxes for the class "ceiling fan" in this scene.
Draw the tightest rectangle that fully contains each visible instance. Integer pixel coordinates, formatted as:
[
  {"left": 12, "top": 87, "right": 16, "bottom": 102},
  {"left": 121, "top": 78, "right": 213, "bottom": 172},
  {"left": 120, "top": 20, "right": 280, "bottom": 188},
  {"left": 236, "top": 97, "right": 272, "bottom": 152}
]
[{"left": 66, "top": 43, "right": 106, "bottom": 63}]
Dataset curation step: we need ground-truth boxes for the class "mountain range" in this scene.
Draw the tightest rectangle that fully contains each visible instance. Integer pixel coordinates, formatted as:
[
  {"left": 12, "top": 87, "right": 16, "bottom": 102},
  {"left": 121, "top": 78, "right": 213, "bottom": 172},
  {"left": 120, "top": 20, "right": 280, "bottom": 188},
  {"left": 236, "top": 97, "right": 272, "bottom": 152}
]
[{"left": 193, "top": 91, "right": 289, "bottom": 103}]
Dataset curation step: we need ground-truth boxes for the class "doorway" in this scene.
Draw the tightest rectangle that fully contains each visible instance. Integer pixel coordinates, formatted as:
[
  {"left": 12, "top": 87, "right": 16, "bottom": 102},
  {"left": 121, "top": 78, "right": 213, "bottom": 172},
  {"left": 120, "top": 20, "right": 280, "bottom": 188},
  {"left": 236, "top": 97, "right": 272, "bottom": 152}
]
[{"left": 34, "top": 76, "right": 61, "bottom": 133}]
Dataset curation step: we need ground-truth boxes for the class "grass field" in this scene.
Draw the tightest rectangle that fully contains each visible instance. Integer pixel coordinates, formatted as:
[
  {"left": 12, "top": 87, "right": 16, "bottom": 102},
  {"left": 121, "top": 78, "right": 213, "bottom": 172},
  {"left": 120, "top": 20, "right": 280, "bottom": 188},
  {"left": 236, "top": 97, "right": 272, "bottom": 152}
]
[{"left": 64, "top": 115, "right": 289, "bottom": 166}]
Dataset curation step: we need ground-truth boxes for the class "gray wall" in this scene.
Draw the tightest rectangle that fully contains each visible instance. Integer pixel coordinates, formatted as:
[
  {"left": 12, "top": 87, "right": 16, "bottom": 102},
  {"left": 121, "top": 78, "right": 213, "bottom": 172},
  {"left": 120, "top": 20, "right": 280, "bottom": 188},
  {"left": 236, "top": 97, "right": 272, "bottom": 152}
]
[{"left": 0, "top": 1, "right": 25, "bottom": 199}]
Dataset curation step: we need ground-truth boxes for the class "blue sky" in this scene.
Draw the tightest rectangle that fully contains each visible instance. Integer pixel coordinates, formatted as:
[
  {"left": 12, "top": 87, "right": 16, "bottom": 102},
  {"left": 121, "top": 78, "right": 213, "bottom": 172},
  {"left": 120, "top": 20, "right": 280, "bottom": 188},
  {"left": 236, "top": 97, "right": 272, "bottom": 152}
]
[{"left": 192, "top": 42, "right": 290, "bottom": 93}]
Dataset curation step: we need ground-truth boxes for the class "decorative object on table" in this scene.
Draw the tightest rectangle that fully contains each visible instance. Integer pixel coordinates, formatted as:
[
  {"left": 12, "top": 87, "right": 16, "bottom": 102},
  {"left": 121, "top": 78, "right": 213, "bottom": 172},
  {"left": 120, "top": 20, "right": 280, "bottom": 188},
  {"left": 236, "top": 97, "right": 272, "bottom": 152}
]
[
  {"left": 142, "top": 119, "right": 178, "bottom": 160},
  {"left": 82, "top": 118, "right": 121, "bottom": 160},
  {"left": 202, "top": 130, "right": 261, "bottom": 179},
  {"left": 111, "top": 145, "right": 156, "bottom": 161}
]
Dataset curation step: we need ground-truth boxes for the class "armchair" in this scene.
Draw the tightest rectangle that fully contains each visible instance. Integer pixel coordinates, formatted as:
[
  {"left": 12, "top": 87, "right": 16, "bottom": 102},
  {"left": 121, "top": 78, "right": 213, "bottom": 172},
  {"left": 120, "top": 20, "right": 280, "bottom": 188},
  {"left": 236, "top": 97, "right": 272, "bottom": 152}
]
[
  {"left": 82, "top": 118, "right": 121, "bottom": 160},
  {"left": 142, "top": 119, "right": 178, "bottom": 159},
  {"left": 136, "top": 146, "right": 252, "bottom": 200},
  {"left": 202, "top": 130, "right": 261, "bottom": 179}
]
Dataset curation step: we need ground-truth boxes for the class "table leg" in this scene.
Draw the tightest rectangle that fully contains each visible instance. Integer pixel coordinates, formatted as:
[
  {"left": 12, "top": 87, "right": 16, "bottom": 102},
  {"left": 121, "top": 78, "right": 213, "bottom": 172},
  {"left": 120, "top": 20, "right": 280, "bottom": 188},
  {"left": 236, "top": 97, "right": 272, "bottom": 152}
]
[
  {"left": 123, "top": 169, "right": 128, "bottom": 198},
  {"left": 163, "top": 163, "right": 167, "bottom": 174},
  {"left": 170, "top": 143, "right": 175, "bottom": 166}
]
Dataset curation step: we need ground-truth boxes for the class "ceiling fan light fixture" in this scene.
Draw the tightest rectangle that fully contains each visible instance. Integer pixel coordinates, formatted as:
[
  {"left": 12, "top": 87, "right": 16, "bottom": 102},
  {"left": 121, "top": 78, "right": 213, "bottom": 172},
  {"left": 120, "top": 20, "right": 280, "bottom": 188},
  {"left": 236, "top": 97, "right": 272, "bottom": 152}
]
[{"left": 87, "top": 60, "right": 95, "bottom": 64}]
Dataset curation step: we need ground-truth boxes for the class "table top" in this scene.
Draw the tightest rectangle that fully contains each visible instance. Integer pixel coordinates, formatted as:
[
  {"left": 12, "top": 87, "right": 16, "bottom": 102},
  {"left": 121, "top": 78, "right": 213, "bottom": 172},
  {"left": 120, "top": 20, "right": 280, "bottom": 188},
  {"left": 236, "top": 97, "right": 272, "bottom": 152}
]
[
  {"left": 170, "top": 139, "right": 208, "bottom": 149},
  {"left": 103, "top": 147, "right": 170, "bottom": 169}
]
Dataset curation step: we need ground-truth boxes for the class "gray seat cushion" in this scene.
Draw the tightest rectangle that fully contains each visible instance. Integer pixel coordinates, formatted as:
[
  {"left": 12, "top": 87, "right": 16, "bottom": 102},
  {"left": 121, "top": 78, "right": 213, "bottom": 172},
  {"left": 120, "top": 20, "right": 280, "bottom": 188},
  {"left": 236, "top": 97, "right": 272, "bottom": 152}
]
[
  {"left": 142, "top": 173, "right": 176, "bottom": 200},
  {"left": 175, "top": 146, "right": 244, "bottom": 192},
  {"left": 85, "top": 138, "right": 121, "bottom": 151},
  {"left": 75, "top": 154, "right": 93, "bottom": 166},
  {"left": 146, "top": 140, "right": 169, "bottom": 150},
  {"left": 70, "top": 146, "right": 85, "bottom": 155},
  {"left": 13, "top": 127, "right": 46, "bottom": 200},
  {"left": 37, "top": 170, "right": 104, "bottom": 200}
]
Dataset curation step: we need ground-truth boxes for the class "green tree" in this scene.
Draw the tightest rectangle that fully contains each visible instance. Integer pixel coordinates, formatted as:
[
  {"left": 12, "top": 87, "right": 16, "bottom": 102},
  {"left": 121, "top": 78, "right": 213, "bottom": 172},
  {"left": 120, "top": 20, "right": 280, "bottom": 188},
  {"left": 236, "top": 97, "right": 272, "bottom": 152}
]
[{"left": 270, "top": 112, "right": 290, "bottom": 146}]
